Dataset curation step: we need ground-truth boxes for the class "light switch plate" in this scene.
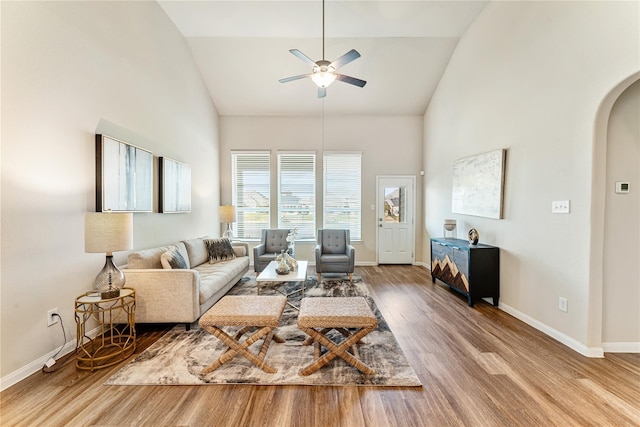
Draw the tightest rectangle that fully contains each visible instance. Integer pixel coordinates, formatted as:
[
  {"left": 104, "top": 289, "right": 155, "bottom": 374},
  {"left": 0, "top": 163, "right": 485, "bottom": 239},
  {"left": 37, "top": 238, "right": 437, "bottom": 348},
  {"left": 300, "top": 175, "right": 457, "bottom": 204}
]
[
  {"left": 552, "top": 200, "right": 570, "bottom": 214},
  {"left": 615, "top": 182, "right": 630, "bottom": 194}
]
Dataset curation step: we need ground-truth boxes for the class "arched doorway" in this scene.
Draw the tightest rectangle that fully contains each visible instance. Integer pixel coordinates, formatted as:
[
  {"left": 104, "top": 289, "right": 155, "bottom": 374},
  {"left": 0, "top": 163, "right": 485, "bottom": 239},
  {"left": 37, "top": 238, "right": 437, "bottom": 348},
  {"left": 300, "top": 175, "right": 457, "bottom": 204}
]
[{"left": 589, "top": 72, "right": 640, "bottom": 352}]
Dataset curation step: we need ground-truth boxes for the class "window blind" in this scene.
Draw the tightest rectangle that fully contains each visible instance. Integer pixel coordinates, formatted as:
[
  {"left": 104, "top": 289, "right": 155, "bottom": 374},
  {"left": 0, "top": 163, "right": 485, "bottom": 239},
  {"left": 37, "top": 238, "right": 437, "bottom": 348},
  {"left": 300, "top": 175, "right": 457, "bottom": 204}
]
[
  {"left": 278, "top": 152, "right": 316, "bottom": 240},
  {"left": 323, "top": 152, "right": 362, "bottom": 240},
  {"left": 231, "top": 151, "right": 270, "bottom": 239}
]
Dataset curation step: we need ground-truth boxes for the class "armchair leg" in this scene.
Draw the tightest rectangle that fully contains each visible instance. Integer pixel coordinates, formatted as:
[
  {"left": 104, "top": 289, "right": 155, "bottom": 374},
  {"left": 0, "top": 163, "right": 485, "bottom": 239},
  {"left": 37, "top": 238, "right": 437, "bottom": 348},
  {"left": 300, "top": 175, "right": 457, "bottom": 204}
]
[
  {"left": 349, "top": 273, "right": 353, "bottom": 283},
  {"left": 317, "top": 273, "right": 321, "bottom": 282}
]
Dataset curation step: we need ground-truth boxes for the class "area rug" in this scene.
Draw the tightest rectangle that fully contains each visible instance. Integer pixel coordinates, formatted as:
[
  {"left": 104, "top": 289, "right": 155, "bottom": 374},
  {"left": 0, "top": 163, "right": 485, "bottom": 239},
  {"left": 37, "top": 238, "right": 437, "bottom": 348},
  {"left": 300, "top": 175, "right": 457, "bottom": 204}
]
[{"left": 105, "top": 274, "right": 421, "bottom": 387}]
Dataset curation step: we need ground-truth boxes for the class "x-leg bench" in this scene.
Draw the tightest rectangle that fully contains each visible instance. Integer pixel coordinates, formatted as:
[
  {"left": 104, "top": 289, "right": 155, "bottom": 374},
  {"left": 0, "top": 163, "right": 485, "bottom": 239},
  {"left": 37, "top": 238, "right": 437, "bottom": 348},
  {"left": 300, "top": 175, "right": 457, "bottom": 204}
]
[
  {"left": 198, "top": 295, "right": 286, "bottom": 374},
  {"left": 297, "top": 297, "right": 378, "bottom": 376}
]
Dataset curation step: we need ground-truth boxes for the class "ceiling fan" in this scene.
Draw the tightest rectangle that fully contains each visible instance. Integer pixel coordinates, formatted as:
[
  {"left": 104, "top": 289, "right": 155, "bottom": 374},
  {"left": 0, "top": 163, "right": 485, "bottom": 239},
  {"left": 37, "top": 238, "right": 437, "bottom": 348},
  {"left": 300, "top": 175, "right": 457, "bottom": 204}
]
[{"left": 279, "top": 0, "right": 366, "bottom": 98}]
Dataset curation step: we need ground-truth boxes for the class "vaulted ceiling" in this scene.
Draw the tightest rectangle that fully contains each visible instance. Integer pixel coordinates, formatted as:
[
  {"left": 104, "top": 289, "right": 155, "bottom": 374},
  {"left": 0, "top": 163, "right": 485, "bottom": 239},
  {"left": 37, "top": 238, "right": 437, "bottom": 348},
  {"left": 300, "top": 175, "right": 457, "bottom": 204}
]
[{"left": 158, "top": 1, "right": 488, "bottom": 116}]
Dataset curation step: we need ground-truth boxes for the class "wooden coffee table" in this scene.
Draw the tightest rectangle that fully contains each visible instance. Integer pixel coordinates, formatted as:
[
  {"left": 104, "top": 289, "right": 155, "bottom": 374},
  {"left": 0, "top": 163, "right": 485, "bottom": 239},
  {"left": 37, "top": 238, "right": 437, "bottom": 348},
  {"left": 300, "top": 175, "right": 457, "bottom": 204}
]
[{"left": 256, "top": 260, "right": 308, "bottom": 310}]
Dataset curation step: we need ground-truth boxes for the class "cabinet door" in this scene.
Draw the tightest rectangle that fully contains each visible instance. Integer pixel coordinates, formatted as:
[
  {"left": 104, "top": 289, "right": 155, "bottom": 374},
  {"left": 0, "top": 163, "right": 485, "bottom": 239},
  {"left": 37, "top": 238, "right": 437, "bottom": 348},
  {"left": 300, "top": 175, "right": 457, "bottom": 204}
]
[
  {"left": 431, "top": 241, "right": 453, "bottom": 282},
  {"left": 450, "top": 246, "right": 469, "bottom": 292},
  {"left": 451, "top": 246, "right": 468, "bottom": 276},
  {"left": 431, "top": 241, "right": 449, "bottom": 261}
]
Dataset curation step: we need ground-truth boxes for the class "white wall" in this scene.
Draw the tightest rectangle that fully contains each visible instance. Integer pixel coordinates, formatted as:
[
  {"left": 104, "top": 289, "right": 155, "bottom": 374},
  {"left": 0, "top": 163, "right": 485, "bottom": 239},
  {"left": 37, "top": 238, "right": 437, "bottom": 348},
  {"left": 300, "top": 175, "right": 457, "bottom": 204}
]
[
  {"left": 603, "top": 80, "right": 640, "bottom": 347},
  {"left": 220, "top": 115, "right": 424, "bottom": 264},
  {"left": 1, "top": 1, "right": 221, "bottom": 383},
  {"left": 423, "top": 1, "right": 639, "bottom": 355}
]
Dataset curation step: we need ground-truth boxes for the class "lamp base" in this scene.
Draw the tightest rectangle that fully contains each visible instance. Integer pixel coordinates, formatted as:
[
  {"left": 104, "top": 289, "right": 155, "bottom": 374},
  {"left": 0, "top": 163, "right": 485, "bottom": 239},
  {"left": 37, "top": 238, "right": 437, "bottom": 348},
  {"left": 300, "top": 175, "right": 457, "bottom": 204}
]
[
  {"left": 223, "top": 223, "right": 234, "bottom": 240},
  {"left": 100, "top": 288, "right": 120, "bottom": 299},
  {"left": 95, "top": 255, "right": 125, "bottom": 299}
]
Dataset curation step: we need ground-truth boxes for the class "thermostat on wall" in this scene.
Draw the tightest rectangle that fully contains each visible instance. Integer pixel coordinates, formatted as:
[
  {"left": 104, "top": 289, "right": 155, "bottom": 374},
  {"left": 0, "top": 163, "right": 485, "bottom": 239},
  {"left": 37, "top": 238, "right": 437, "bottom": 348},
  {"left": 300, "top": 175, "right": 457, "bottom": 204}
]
[{"left": 615, "top": 182, "right": 630, "bottom": 194}]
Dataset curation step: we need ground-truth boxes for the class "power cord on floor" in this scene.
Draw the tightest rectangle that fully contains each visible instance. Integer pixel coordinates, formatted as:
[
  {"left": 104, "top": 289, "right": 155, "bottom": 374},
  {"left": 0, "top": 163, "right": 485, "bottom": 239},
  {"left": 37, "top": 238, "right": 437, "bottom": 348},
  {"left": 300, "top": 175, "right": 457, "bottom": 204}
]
[{"left": 42, "top": 313, "right": 73, "bottom": 373}]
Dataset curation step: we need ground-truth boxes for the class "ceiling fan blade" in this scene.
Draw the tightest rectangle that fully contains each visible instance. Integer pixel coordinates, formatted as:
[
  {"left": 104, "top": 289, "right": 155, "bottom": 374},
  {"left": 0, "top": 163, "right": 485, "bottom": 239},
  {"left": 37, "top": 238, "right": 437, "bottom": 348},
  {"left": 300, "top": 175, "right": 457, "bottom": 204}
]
[
  {"left": 330, "top": 49, "right": 361, "bottom": 69},
  {"left": 317, "top": 87, "right": 327, "bottom": 98},
  {"left": 335, "top": 74, "right": 367, "bottom": 88},
  {"left": 289, "top": 49, "right": 317, "bottom": 67},
  {"left": 279, "top": 74, "right": 311, "bottom": 84}
]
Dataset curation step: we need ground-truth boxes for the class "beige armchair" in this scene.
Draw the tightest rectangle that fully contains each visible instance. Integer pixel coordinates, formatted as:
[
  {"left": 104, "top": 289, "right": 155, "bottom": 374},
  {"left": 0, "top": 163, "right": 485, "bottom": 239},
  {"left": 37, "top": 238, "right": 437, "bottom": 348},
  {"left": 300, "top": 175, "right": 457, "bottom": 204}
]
[{"left": 314, "top": 229, "right": 355, "bottom": 282}]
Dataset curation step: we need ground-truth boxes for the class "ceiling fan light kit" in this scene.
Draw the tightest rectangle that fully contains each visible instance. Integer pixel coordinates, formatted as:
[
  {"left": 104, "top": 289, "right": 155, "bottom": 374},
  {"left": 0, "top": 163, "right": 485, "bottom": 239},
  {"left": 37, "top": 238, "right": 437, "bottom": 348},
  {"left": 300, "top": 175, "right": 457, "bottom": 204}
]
[
  {"left": 279, "top": 0, "right": 366, "bottom": 98},
  {"left": 310, "top": 61, "right": 337, "bottom": 88}
]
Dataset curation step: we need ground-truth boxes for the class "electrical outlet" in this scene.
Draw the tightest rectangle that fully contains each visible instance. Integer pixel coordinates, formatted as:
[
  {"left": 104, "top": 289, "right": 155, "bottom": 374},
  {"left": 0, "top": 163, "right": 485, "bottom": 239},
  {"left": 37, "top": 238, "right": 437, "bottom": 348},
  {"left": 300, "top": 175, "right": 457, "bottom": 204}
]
[
  {"left": 552, "top": 200, "right": 570, "bottom": 214},
  {"left": 558, "top": 297, "right": 568, "bottom": 313},
  {"left": 47, "top": 308, "right": 59, "bottom": 327}
]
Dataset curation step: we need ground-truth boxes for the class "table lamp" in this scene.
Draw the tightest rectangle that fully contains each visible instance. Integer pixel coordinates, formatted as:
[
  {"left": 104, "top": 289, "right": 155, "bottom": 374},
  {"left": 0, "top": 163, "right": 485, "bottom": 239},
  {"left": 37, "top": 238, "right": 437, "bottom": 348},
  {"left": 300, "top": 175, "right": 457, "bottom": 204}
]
[
  {"left": 85, "top": 212, "right": 133, "bottom": 299},
  {"left": 219, "top": 205, "right": 236, "bottom": 239}
]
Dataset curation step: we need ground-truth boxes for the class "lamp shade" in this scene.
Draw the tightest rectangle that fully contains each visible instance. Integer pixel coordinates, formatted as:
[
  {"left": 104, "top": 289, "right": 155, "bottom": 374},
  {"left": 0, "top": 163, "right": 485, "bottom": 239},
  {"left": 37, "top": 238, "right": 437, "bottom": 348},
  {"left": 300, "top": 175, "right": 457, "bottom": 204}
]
[
  {"left": 85, "top": 212, "right": 133, "bottom": 254},
  {"left": 219, "top": 205, "right": 237, "bottom": 223}
]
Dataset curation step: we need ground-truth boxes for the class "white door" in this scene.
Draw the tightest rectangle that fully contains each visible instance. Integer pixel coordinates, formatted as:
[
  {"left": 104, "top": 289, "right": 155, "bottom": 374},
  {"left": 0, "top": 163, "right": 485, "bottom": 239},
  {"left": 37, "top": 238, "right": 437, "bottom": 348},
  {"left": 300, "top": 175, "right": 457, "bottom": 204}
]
[{"left": 377, "top": 176, "right": 415, "bottom": 264}]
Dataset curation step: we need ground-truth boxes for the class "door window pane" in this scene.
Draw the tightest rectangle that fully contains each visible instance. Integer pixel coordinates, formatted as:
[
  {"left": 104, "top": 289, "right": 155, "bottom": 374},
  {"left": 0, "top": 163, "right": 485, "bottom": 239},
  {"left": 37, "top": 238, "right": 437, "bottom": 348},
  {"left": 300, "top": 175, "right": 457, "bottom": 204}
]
[{"left": 384, "top": 186, "right": 406, "bottom": 223}]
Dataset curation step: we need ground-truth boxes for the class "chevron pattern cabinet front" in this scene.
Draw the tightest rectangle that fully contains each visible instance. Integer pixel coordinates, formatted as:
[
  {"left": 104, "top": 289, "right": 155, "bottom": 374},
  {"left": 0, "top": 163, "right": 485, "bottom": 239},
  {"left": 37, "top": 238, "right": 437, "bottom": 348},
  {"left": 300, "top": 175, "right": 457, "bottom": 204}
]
[{"left": 430, "top": 238, "right": 500, "bottom": 307}]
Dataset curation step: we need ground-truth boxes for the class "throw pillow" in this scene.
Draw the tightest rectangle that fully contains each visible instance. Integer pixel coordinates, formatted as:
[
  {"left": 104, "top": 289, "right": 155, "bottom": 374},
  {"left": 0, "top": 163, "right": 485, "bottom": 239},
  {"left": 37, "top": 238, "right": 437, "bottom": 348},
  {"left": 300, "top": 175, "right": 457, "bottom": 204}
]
[
  {"left": 160, "top": 246, "right": 188, "bottom": 270},
  {"left": 204, "top": 238, "right": 236, "bottom": 264},
  {"left": 233, "top": 245, "right": 246, "bottom": 257}
]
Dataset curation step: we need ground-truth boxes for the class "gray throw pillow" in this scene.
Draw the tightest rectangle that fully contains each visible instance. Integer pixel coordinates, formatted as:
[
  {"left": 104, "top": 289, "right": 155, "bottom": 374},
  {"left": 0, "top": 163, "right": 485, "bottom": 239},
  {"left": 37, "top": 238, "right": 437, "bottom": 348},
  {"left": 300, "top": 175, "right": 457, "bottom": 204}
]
[
  {"left": 160, "top": 246, "right": 188, "bottom": 269},
  {"left": 204, "top": 238, "right": 236, "bottom": 264}
]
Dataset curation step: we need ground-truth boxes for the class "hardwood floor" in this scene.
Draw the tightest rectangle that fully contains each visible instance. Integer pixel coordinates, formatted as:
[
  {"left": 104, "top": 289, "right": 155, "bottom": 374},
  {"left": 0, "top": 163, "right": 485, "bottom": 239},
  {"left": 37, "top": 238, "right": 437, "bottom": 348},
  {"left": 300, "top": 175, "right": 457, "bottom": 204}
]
[{"left": 2, "top": 265, "right": 639, "bottom": 426}]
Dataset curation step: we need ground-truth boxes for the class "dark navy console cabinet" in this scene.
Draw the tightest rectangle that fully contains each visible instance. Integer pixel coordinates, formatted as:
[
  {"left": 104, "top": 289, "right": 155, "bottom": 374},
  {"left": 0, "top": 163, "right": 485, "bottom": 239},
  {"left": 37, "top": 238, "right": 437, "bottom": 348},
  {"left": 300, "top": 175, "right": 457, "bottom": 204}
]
[{"left": 430, "top": 238, "right": 500, "bottom": 307}]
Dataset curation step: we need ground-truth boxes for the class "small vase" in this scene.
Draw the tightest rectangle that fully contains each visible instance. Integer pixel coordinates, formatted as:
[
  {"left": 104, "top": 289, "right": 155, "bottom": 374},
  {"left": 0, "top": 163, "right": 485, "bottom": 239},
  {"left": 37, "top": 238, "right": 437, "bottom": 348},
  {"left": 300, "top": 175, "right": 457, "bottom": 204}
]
[
  {"left": 283, "top": 251, "right": 297, "bottom": 271},
  {"left": 276, "top": 250, "right": 290, "bottom": 274}
]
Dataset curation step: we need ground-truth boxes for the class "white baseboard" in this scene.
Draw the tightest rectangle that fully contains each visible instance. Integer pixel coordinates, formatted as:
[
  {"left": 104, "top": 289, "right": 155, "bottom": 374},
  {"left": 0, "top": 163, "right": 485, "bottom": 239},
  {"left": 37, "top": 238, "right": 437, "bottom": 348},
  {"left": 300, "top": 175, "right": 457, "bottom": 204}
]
[
  {"left": 423, "top": 264, "right": 605, "bottom": 358},
  {"left": 499, "top": 302, "right": 604, "bottom": 358},
  {"left": 0, "top": 340, "right": 76, "bottom": 392},
  {"left": 602, "top": 341, "right": 640, "bottom": 353},
  {"left": 0, "top": 325, "right": 101, "bottom": 392}
]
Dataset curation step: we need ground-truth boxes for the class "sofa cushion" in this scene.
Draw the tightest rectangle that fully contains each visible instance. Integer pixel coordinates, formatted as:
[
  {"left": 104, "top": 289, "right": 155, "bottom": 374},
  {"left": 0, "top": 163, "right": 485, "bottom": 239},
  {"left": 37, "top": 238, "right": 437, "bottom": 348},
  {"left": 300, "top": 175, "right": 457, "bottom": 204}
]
[
  {"left": 127, "top": 246, "right": 171, "bottom": 269},
  {"left": 183, "top": 237, "right": 209, "bottom": 267},
  {"left": 195, "top": 257, "right": 250, "bottom": 304},
  {"left": 204, "top": 238, "right": 236, "bottom": 264},
  {"left": 233, "top": 245, "right": 247, "bottom": 257},
  {"left": 160, "top": 246, "right": 188, "bottom": 269}
]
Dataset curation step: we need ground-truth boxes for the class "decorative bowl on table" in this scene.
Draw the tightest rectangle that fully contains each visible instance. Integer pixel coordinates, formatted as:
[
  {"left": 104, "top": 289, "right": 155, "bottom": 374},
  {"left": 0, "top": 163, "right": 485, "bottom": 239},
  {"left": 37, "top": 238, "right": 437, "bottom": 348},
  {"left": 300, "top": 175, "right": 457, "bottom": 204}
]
[{"left": 276, "top": 267, "right": 290, "bottom": 275}]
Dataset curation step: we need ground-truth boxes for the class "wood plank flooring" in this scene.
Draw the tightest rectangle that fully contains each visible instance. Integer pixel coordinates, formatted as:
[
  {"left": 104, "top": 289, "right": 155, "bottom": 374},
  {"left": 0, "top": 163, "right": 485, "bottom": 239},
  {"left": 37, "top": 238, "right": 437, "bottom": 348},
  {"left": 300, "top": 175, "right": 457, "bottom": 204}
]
[{"left": 1, "top": 265, "right": 639, "bottom": 426}]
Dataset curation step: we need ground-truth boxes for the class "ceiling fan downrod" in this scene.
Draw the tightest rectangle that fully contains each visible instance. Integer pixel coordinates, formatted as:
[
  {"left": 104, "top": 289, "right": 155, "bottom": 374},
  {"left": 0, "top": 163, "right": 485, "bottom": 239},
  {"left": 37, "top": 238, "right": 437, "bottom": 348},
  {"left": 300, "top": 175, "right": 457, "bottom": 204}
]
[{"left": 278, "top": 0, "right": 367, "bottom": 98}]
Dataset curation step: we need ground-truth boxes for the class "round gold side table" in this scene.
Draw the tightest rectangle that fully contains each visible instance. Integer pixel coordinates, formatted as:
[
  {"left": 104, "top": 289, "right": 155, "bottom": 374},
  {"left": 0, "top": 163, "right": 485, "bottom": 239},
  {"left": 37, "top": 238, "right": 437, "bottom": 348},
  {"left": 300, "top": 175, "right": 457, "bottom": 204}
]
[{"left": 74, "top": 288, "right": 136, "bottom": 371}]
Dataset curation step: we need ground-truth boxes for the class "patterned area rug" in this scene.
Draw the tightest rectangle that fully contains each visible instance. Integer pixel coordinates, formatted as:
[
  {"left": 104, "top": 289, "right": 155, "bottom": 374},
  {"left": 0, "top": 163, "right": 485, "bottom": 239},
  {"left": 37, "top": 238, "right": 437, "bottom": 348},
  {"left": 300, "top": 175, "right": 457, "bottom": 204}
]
[{"left": 105, "top": 274, "right": 421, "bottom": 387}]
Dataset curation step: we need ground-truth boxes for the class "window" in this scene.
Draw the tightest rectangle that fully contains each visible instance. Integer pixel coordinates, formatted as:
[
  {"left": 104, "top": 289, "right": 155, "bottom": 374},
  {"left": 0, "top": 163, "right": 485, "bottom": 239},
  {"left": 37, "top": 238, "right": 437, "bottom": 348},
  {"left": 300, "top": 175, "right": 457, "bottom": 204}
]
[
  {"left": 278, "top": 152, "right": 316, "bottom": 240},
  {"left": 231, "top": 151, "right": 270, "bottom": 239},
  {"left": 323, "top": 152, "right": 361, "bottom": 240}
]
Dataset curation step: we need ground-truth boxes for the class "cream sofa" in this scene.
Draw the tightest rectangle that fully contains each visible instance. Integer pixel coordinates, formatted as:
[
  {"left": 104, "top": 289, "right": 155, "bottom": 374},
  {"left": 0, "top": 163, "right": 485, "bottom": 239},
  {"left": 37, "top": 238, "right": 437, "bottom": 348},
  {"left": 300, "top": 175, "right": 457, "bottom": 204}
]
[{"left": 122, "top": 237, "right": 250, "bottom": 328}]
